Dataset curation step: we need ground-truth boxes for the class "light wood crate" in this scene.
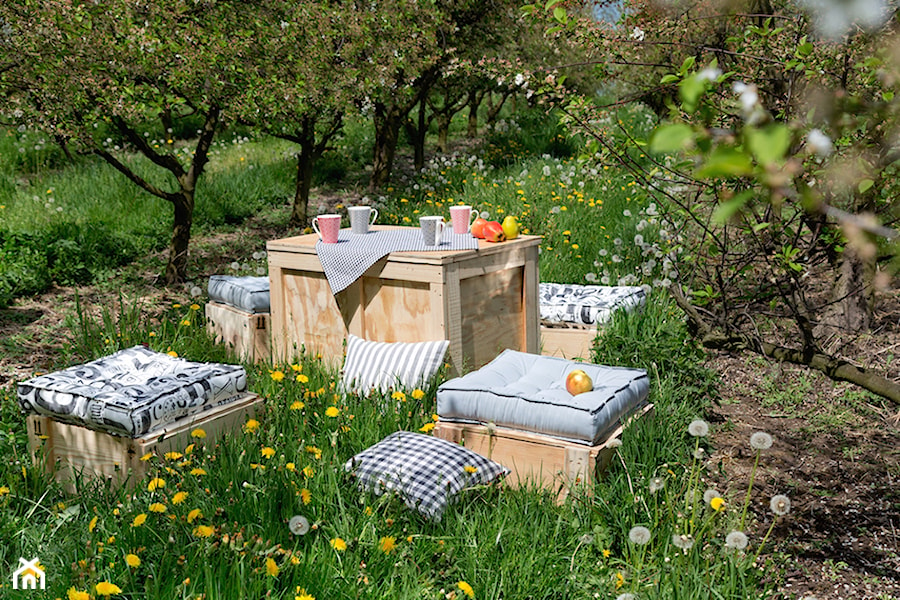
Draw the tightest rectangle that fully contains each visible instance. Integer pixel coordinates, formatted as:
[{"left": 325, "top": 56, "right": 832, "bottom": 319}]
[
  {"left": 205, "top": 301, "right": 271, "bottom": 362},
  {"left": 266, "top": 226, "right": 541, "bottom": 375},
  {"left": 540, "top": 323, "right": 596, "bottom": 361},
  {"left": 27, "top": 392, "right": 263, "bottom": 492},
  {"left": 433, "top": 404, "right": 653, "bottom": 501}
]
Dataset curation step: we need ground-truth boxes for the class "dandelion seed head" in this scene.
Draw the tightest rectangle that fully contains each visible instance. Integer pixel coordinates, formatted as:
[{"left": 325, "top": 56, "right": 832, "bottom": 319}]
[
  {"left": 671, "top": 533, "right": 694, "bottom": 550},
  {"left": 688, "top": 419, "right": 709, "bottom": 437},
  {"left": 628, "top": 525, "right": 651, "bottom": 545},
  {"left": 289, "top": 515, "right": 310, "bottom": 535},
  {"left": 725, "top": 530, "right": 749, "bottom": 550},
  {"left": 750, "top": 431, "right": 773, "bottom": 451},
  {"left": 770, "top": 494, "right": 791, "bottom": 516},
  {"left": 649, "top": 477, "right": 665, "bottom": 494},
  {"left": 703, "top": 489, "right": 721, "bottom": 504}
]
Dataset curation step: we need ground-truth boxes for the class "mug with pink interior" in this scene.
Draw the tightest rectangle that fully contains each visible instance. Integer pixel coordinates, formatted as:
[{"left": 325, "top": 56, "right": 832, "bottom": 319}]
[
  {"left": 312, "top": 214, "right": 341, "bottom": 243},
  {"left": 449, "top": 205, "right": 476, "bottom": 234}
]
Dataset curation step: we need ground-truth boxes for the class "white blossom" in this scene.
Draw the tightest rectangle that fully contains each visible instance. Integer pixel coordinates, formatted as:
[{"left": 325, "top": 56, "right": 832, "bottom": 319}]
[{"left": 631, "top": 26, "right": 645, "bottom": 41}]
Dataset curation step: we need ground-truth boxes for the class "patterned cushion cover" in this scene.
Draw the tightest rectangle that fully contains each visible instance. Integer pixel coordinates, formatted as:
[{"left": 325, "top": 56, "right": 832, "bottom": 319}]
[
  {"left": 539, "top": 283, "right": 646, "bottom": 326},
  {"left": 437, "top": 349, "right": 649, "bottom": 445},
  {"left": 341, "top": 334, "right": 449, "bottom": 394},
  {"left": 344, "top": 431, "right": 509, "bottom": 521},
  {"left": 207, "top": 275, "right": 271, "bottom": 314},
  {"left": 17, "top": 346, "right": 248, "bottom": 438}
]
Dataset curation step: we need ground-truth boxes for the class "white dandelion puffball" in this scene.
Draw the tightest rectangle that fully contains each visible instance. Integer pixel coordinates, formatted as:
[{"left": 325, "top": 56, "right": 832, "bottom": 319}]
[
  {"left": 770, "top": 494, "right": 791, "bottom": 516},
  {"left": 725, "top": 530, "right": 749, "bottom": 550},
  {"left": 649, "top": 477, "right": 665, "bottom": 494},
  {"left": 703, "top": 489, "right": 721, "bottom": 505},
  {"left": 750, "top": 431, "right": 773, "bottom": 451},
  {"left": 688, "top": 419, "right": 709, "bottom": 437},
  {"left": 629, "top": 525, "right": 652, "bottom": 545},
  {"left": 289, "top": 515, "right": 310, "bottom": 535},
  {"left": 672, "top": 533, "right": 694, "bottom": 550}
]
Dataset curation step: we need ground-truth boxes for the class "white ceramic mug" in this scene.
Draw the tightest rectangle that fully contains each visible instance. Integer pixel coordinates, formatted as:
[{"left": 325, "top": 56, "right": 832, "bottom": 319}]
[
  {"left": 348, "top": 206, "right": 378, "bottom": 235},
  {"left": 420, "top": 216, "right": 446, "bottom": 246},
  {"left": 449, "top": 205, "right": 477, "bottom": 234},
  {"left": 312, "top": 213, "right": 341, "bottom": 243}
]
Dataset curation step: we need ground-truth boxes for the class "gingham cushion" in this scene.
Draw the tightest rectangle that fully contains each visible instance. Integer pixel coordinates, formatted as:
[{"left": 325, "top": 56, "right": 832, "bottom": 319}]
[
  {"left": 539, "top": 283, "right": 646, "bottom": 326},
  {"left": 344, "top": 431, "right": 509, "bottom": 520},
  {"left": 17, "top": 346, "right": 247, "bottom": 437},
  {"left": 341, "top": 334, "right": 449, "bottom": 394},
  {"left": 207, "top": 275, "right": 271, "bottom": 314}
]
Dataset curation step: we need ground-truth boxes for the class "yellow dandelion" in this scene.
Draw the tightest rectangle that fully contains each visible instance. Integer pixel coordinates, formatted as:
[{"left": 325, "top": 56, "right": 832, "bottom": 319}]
[
  {"left": 125, "top": 553, "right": 141, "bottom": 568},
  {"left": 149, "top": 502, "right": 166, "bottom": 513},
  {"left": 184, "top": 444, "right": 195, "bottom": 454},
  {"left": 266, "top": 557, "right": 279, "bottom": 577},
  {"left": 391, "top": 391, "right": 406, "bottom": 401},
  {"left": 411, "top": 389, "right": 425, "bottom": 400},
  {"left": 295, "top": 590, "right": 315, "bottom": 600},
  {"left": 186, "top": 508, "right": 202, "bottom": 523},
  {"left": 131, "top": 513, "right": 147, "bottom": 527},
  {"left": 139, "top": 453, "right": 153, "bottom": 462},
  {"left": 172, "top": 491, "right": 188, "bottom": 505},
  {"left": 193, "top": 525, "right": 215, "bottom": 538},
  {"left": 330, "top": 537, "right": 347, "bottom": 551},
  {"left": 300, "top": 488, "right": 312, "bottom": 505},
  {"left": 419, "top": 422, "right": 435, "bottom": 433},
  {"left": 244, "top": 419, "right": 260, "bottom": 433},
  {"left": 95, "top": 581, "right": 122, "bottom": 596},
  {"left": 290, "top": 400, "right": 305, "bottom": 410},
  {"left": 190, "top": 303, "right": 200, "bottom": 311},
  {"left": 261, "top": 446, "right": 276, "bottom": 459},
  {"left": 89, "top": 515, "right": 98, "bottom": 533},
  {"left": 325, "top": 406, "right": 340, "bottom": 418},
  {"left": 296, "top": 374, "right": 309, "bottom": 383},
  {"left": 379, "top": 536, "right": 397, "bottom": 554},
  {"left": 710, "top": 497, "right": 725, "bottom": 512},
  {"left": 432, "top": 413, "right": 440, "bottom": 422},
  {"left": 147, "top": 477, "right": 165, "bottom": 492},
  {"left": 67, "top": 588, "right": 91, "bottom": 600},
  {"left": 191, "top": 428, "right": 206, "bottom": 439},
  {"left": 181, "top": 319, "right": 191, "bottom": 326},
  {"left": 615, "top": 571, "right": 625, "bottom": 589},
  {"left": 190, "top": 467, "right": 207, "bottom": 476},
  {"left": 164, "top": 451, "right": 183, "bottom": 461},
  {"left": 166, "top": 350, "right": 178, "bottom": 357},
  {"left": 463, "top": 465, "right": 478, "bottom": 474},
  {"left": 305, "top": 446, "right": 322, "bottom": 459},
  {"left": 302, "top": 465, "right": 315, "bottom": 478},
  {"left": 602, "top": 549, "right": 611, "bottom": 558},
  {"left": 286, "top": 462, "right": 296, "bottom": 472},
  {"left": 290, "top": 363, "right": 303, "bottom": 372},
  {"left": 458, "top": 581, "right": 475, "bottom": 598},
  {"left": 270, "top": 370, "right": 285, "bottom": 382}
]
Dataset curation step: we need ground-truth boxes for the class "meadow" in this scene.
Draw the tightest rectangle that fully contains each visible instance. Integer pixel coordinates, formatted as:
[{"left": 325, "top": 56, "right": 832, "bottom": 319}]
[{"left": 0, "top": 106, "right": 791, "bottom": 599}]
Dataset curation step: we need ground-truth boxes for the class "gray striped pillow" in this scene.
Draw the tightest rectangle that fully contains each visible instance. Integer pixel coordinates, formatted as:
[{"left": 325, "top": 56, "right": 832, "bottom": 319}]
[{"left": 342, "top": 334, "right": 449, "bottom": 394}]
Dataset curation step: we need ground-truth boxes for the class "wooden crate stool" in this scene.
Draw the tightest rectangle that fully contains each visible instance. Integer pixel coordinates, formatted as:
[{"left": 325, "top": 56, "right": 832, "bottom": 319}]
[
  {"left": 205, "top": 275, "right": 271, "bottom": 362},
  {"left": 435, "top": 349, "right": 651, "bottom": 501}
]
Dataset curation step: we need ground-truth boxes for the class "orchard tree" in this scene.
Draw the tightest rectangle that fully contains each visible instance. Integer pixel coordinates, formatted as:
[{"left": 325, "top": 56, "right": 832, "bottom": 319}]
[{"left": 0, "top": 0, "right": 257, "bottom": 284}]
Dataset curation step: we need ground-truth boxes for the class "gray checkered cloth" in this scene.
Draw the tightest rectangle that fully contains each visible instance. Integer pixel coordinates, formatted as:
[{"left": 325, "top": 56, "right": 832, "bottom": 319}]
[{"left": 317, "top": 229, "right": 479, "bottom": 294}]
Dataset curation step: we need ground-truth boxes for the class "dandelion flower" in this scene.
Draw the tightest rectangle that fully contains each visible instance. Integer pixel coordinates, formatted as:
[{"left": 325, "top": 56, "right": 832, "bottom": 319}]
[
  {"left": 147, "top": 477, "right": 165, "bottom": 491},
  {"left": 628, "top": 525, "right": 651, "bottom": 545},
  {"left": 261, "top": 446, "right": 276, "bottom": 459},
  {"left": 286, "top": 462, "right": 296, "bottom": 472},
  {"left": 289, "top": 515, "right": 310, "bottom": 535},
  {"left": 290, "top": 400, "right": 305, "bottom": 410},
  {"left": 139, "top": 453, "right": 153, "bottom": 462},
  {"left": 330, "top": 537, "right": 347, "bottom": 551},
  {"left": 270, "top": 370, "right": 285, "bottom": 382},
  {"left": 303, "top": 465, "right": 315, "bottom": 478},
  {"left": 458, "top": 580, "right": 475, "bottom": 598},
  {"left": 164, "top": 451, "right": 183, "bottom": 460},
  {"left": 131, "top": 513, "right": 147, "bottom": 527},
  {"left": 750, "top": 431, "right": 773, "bottom": 451},
  {"left": 68, "top": 588, "right": 91, "bottom": 600},
  {"left": 419, "top": 422, "right": 435, "bottom": 433},
  {"left": 463, "top": 465, "right": 478, "bottom": 474},
  {"left": 688, "top": 419, "right": 709, "bottom": 437},
  {"left": 191, "top": 428, "right": 206, "bottom": 439},
  {"left": 300, "top": 488, "right": 311, "bottom": 505},
  {"left": 172, "top": 491, "right": 188, "bottom": 505},
  {"left": 296, "top": 373, "right": 309, "bottom": 383},
  {"left": 710, "top": 497, "right": 725, "bottom": 511},
  {"left": 266, "top": 557, "right": 279, "bottom": 577},
  {"left": 149, "top": 502, "right": 167, "bottom": 513},
  {"left": 649, "top": 477, "right": 665, "bottom": 494},
  {"left": 725, "top": 530, "right": 749, "bottom": 550},
  {"left": 125, "top": 553, "right": 141, "bottom": 568},
  {"left": 391, "top": 390, "right": 406, "bottom": 401},
  {"left": 186, "top": 508, "right": 202, "bottom": 523},
  {"left": 379, "top": 536, "right": 397, "bottom": 553},
  {"left": 95, "top": 581, "right": 122, "bottom": 596},
  {"left": 295, "top": 589, "right": 315, "bottom": 600},
  {"left": 244, "top": 419, "right": 260, "bottom": 433},
  {"left": 672, "top": 533, "right": 694, "bottom": 550},
  {"left": 190, "top": 467, "right": 207, "bottom": 476},
  {"left": 89, "top": 515, "right": 98, "bottom": 532},
  {"left": 325, "top": 406, "right": 340, "bottom": 418},
  {"left": 411, "top": 389, "right": 425, "bottom": 400},
  {"left": 193, "top": 525, "right": 215, "bottom": 538},
  {"left": 770, "top": 494, "right": 791, "bottom": 516}
]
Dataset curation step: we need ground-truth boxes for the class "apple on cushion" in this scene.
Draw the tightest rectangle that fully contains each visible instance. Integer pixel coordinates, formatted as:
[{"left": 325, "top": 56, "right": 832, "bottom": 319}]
[{"left": 566, "top": 369, "right": 593, "bottom": 395}]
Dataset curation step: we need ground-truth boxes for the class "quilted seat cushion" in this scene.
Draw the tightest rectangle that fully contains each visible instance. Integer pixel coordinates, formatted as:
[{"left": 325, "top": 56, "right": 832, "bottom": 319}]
[
  {"left": 207, "top": 275, "right": 271, "bottom": 314},
  {"left": 17, "top": 346, "right": 248, "bottom": 437},
  {"left": 437, "top": 349, "right": 649, "bottom": 445},
  {"left": 539, "top": 283, "right": 646, "bottom": 326}
]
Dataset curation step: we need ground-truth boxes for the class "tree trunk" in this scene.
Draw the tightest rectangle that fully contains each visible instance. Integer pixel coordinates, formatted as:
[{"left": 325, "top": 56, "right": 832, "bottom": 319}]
[
  {"left": 290, "top": 144, "right": 314, "bottom": 228},
  {"left": 370, "top": 101, "right": 403, "bottom": 192},
  {"left": 436, "top": 113, "right": 451, "bottom": 153},
  {"left": 814, "top": 245, "right": 874, "bottom": 338},
  {"left": 467, "top": 89, "right": 480, "bottom": 138},
  {"left": 165, "top": 193, "right": 194, "bottom": 285},
  {"left": 402, "top": 96, "right": 427, "bottom": 173}
]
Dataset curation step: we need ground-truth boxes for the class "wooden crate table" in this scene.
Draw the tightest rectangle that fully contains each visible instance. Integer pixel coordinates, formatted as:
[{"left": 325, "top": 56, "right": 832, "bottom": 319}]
[
  {"left": 266, "top": 226, "right": 541, "bottom": 374},
  {"left": 27, "top": 392, "right": 262, "bottom": 492},
  {"left": 205, "top": 301, "right": 271, "bottom": 362}
]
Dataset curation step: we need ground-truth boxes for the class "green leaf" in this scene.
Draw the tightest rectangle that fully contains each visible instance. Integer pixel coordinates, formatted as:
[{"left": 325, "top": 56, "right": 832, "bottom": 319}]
[
  {"left": 553, "top": 5, "right": 567, "bottom": 23},
  {"left": 746, "top": 124, "right": 791, "bottom": 165},
  {"left": 712, "top": 190, "right": 754, "bottom": 223},
  {"left": 858, "top": 178, "right": 874, "bottom": 193},
  {"left": 679, "top": 74, "right": 706, "bottom": 113},
  {"left": 649, "top": 123, "right": 694, "bottom": 153},
  {"left": 696, "top": 146, "right": 753, "bottom": 178},
  {"left": 679, "top": 56, "right": 696, "bottom": 75},
  {"left": 545, "top": 0, "right": 561, "bottom": 9},
  {"left": 660, "top": 74, "right": 680, "bottom": 84}
]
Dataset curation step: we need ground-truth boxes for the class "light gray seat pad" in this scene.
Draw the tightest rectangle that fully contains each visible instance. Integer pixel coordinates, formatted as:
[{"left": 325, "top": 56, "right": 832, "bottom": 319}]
[
  {"left": 17, "top": 345, "right": 248, "bottom": 438},
  {"left": 437, "top": 349, "right": 649, "bottom": 445},
  {"left": 539, "top": 283, "right": 646, "bottom": 326},
  {"left": 207, "top": 275, "right": 271, "bottom": 314}
]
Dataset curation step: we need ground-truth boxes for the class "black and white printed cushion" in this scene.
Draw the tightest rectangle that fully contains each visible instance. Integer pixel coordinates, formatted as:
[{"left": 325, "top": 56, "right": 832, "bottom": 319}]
[
  {"left": 539, "top": 283, "right": 647, "bottom": 326},
  {"left": 437, "top": 349, "right": 649, "bottom": 446},
  {"left": 207, "top": 275, "right": 271, "bottom": 314},
  {"left": 17, "top": 345, "right": 248, "bottom": 438},
  {"left": 344, "top": 431, "right": 509, "bottom": 521},
  {"left": 341, "top": 334, "right": 449, "bottom": 394}
]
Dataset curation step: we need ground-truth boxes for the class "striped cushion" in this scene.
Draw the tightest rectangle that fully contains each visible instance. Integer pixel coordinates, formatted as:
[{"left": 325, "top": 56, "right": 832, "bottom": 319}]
[
  {"left": 207, "top": 276, "right": 270, "bottom": 314},
  {"left": 341, "top": 334, "right": 449, "bottom": 394}
]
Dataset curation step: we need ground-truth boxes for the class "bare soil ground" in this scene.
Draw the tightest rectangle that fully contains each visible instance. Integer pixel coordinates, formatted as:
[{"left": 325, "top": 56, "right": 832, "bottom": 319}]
[{"left": 1, "top": 215, "right": 898, "bottom": 599}]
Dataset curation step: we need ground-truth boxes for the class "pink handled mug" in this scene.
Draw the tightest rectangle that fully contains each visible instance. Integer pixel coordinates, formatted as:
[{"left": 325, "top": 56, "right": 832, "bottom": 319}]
[
  {"left": 312, "top": 214, "right": 341, "bottom": 243},
  {"left": 449, "top": 205, "right": 477, "bottom": 234}
]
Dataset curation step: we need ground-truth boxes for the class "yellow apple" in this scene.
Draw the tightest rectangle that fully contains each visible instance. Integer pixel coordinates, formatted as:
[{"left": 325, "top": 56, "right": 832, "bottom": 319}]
[
  {"left": 565, "top": 369, "right": 593, "bottom": 395},
  {"left": 501, "top": 215, "right": 520, "bottom": 240}
]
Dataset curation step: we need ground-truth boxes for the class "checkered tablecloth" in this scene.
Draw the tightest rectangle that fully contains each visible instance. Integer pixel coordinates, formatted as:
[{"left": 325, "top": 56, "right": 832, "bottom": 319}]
[{"left": 316, "top": 228, "right": 479, "bottom": 294}]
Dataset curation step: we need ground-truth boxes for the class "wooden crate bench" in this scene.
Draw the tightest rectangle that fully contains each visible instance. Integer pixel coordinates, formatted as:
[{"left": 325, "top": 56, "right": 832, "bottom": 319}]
[
  {"left": 205, "top": 301, "right": 271, "bottom": 362},
  {"left": 433, "top": 404, "right": 652, "bottom": 502},
  {"left": 27, "top": 392, "right": 262, "bottom": 492}
]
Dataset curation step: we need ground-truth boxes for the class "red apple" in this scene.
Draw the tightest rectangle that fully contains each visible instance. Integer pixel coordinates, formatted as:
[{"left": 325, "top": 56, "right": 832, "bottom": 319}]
[
  {"left": 483, "top": 220, "right": 506, "bottom": 242},
  {"left": 565, "top": 369, "right": 593, "bottom": 395},
  {"left": 471, "top": 217, "right": 488, "bottom": 239}
]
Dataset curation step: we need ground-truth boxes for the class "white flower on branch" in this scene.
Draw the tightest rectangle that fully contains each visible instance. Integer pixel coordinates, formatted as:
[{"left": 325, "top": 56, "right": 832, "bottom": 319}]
[
  {"left": 806, "top": 128, "right": 833, "bottom": 158},
  {"left": 631, "top": 26, "right": 645, "bottom": 41}
]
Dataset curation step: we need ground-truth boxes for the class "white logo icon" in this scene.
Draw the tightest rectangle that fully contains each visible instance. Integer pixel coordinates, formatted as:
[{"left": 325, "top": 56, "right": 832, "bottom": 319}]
[{"left": 12, "top": 557, "right": 46, "bottom": 590}]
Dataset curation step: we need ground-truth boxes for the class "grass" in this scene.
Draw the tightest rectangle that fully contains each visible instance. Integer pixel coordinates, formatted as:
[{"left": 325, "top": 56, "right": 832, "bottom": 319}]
[{"left": 0, "top": 105, "right": 788, "bottom": 599}]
